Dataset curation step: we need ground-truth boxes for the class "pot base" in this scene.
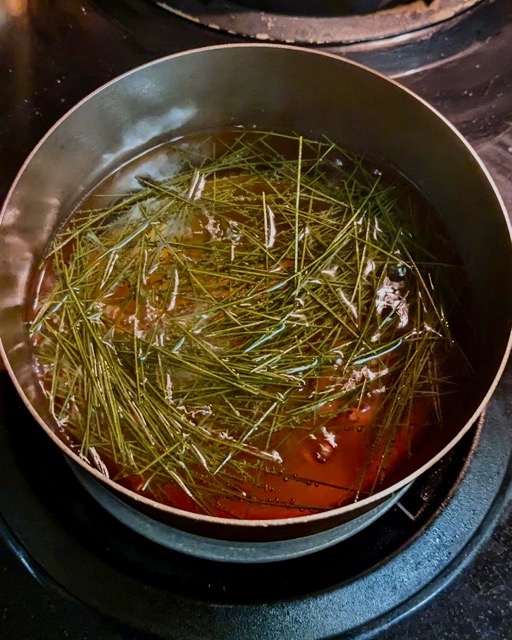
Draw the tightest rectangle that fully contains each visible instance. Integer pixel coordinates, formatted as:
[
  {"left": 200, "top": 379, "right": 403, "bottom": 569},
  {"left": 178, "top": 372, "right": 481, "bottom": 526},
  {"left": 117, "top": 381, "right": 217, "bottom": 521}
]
[{"left": 69, "top": 462, "right": 408, "bottom": 563}]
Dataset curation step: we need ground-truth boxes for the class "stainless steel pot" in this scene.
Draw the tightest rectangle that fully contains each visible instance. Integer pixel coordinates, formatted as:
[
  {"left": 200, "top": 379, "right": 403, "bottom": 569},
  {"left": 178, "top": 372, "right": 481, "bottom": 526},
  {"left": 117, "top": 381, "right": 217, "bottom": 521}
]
[{"left": 1, "top": 44, "right": 511, "bottom": 542}]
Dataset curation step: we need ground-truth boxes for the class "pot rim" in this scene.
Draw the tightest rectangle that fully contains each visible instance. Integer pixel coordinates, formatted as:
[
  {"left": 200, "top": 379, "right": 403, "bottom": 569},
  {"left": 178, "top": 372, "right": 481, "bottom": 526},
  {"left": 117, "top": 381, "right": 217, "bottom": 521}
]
[{"left": 1, "top": 42, "right": 511, "bottom": 530}]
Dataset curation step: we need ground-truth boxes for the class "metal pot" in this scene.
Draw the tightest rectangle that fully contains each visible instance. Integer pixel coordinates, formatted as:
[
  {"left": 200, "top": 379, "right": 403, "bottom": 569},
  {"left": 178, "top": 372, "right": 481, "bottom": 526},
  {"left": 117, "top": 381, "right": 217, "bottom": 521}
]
[{"left": 1, "top": 44, "right": 511, "bottom": 542}]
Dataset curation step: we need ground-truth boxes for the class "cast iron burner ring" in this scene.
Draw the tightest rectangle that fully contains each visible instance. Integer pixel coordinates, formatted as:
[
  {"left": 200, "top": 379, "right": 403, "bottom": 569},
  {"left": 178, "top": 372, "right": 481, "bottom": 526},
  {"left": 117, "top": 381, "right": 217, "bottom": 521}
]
[{"left": 151, "top": 0, "right": 484, "bottom": 44}]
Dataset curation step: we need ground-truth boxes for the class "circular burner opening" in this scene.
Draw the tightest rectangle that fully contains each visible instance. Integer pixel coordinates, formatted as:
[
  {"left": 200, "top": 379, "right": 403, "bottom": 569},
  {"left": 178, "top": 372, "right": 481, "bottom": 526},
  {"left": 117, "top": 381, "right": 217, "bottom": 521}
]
[{"left": 152, "top": 0, "right": 484, "bottom": 44}]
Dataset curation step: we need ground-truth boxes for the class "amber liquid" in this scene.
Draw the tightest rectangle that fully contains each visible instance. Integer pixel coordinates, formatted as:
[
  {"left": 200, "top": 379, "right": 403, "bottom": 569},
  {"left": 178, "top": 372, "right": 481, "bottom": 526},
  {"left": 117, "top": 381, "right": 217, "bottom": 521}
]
[{"left": 31, "top": 130, "right": 475, "bottom": 520}]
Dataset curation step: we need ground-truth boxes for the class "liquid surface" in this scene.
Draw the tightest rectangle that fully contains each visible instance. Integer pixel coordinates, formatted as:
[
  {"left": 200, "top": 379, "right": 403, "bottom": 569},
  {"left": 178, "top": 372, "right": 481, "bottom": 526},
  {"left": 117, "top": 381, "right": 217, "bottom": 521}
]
[{"left": 30, "top": 130, "right": 473, "bottom": 519}]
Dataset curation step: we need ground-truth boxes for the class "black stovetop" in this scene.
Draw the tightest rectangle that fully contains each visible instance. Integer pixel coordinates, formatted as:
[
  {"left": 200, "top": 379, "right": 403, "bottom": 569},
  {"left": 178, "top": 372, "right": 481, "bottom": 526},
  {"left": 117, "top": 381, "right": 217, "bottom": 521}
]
[{"left": 0, "top": 1, "right": 511, "bottom": 639}]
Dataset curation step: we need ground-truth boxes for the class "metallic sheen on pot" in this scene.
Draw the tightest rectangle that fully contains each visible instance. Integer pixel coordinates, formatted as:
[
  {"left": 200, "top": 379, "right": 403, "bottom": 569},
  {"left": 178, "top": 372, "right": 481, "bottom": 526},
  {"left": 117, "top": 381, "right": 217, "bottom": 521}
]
[{"left": 1, "top": 44, "right": 511, "bottom": 542}]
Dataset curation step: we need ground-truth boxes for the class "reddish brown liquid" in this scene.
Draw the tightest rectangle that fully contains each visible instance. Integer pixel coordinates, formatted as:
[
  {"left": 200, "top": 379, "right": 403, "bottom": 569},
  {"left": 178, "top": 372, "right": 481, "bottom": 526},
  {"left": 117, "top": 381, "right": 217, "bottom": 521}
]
[{"left": 30, "top": 130, "right": 474, "bottom": 520}]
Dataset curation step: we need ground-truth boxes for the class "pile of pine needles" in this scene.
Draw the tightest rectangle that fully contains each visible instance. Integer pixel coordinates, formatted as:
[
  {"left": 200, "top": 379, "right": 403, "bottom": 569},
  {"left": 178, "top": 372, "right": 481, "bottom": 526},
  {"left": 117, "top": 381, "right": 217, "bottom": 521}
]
[{"left": 29, "top": 130, "right": 467, "bottom": 515}]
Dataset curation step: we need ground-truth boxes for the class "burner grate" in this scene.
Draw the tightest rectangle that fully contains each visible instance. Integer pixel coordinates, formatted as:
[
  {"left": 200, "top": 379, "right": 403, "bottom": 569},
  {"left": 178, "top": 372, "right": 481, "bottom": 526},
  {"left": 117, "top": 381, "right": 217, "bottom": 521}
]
[{"left": 151, "top": 0, "right": 484, "bottom": 44}]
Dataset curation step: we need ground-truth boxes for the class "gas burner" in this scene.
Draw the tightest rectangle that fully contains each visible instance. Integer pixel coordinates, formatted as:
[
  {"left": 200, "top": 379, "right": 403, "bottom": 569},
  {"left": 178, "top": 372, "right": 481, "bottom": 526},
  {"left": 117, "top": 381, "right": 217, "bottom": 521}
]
[
  {"left": 1, "top": 367, "right": 511, "bottom": 638},
  {"left": 108, "top": 0, "right": 503, "bottom": 76},
  {"left": 151, "top": 0, "right": 484, "bottom": 44}
]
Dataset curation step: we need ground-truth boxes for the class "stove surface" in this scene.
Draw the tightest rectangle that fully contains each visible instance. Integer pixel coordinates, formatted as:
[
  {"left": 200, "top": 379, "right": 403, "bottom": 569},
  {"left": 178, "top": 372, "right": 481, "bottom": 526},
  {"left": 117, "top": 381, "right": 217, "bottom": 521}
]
[{"left": 0, "top": 1, "right": 511, "bottom": 639}]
